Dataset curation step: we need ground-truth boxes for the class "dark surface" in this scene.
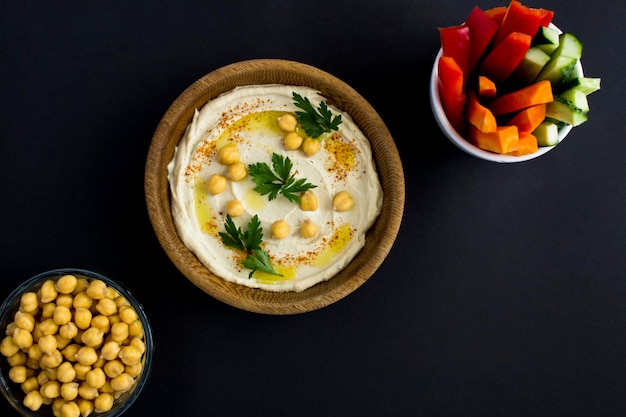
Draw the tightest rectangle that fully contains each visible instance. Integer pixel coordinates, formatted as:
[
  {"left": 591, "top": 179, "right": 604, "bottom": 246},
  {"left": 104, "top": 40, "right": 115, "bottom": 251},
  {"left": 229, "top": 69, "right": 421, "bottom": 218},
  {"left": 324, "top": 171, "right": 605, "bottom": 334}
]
[{"left": 1, "top": 1, "right": 624, "bottom": 416}]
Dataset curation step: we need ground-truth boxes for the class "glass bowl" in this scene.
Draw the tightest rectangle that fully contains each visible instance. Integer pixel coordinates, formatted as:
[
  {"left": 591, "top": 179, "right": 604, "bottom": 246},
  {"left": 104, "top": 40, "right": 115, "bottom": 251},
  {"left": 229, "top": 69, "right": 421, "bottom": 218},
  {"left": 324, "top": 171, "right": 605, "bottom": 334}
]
[{"left": 0, "top": 268, "right": 153, "bottom": 416}]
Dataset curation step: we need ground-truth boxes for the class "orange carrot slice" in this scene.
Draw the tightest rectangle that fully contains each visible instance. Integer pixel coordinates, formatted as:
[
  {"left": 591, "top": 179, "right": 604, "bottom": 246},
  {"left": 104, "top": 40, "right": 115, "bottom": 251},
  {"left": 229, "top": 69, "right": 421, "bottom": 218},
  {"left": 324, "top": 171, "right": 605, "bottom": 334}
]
[
  {"left": 478, "top": 76, "right": 497, "bottom": 98},
  {"left": 465, "top": 90, "right": 497, "bottom": 133},
  {"left": 506, "top": 103, "right": 546, "bottom": 132},
  {"left": 489, "top": 80, "right": 553, "bottom": 116},
  {"left": 508, "top": 132, "right": 538, "bottom": 156},
  {"left": 468, "top": 124, "right": 519, "bottom": 154}
]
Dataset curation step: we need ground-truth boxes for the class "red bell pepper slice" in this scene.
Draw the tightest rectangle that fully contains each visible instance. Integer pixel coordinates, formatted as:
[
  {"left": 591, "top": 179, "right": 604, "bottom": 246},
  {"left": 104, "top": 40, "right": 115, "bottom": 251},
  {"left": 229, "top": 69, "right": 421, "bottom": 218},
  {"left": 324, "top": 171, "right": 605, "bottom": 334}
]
[
  {"left": 484, "top": 6, "right": 507, "bottom": 24},
  {"left": 479, "top": 31, "right": 532, "bottom": 84},
  {"left": 439, "top": 24, "right": 470, "bottom": 84},
  {"left": 437, "top": 55, "right": 466, "bottom": 135},
  {"left": 465, "top": 6, "right": 500, "bottom": 74},
  {"left": 492, "top": 0, "right": 545, "bottom": 46}
]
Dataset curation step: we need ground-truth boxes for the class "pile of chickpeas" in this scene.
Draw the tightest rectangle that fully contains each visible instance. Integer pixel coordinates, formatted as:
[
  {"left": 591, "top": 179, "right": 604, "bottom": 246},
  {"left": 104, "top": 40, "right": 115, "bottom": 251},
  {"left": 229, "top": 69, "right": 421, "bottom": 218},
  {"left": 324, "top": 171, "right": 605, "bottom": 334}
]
[{"left": 0, "top": 274, "right": 147, "bottom": 417}]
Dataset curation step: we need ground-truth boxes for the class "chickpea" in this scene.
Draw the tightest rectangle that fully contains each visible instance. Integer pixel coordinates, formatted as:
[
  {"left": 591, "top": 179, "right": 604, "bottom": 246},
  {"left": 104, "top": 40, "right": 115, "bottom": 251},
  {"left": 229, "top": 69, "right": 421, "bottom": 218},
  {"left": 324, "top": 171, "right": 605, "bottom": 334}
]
[
  {"left": 225, "top": 199, "right": 245, "bottom": 217},
  {"left": 21, "top": 375, "right": 39, "bottom": 393},
  {"left": 129, "top": 337, "right": 146, "bottom": 354},
  {"left": 61, "top": 400, "right": 81, "bottom": 417},
  {"left": 28, "top": 343, "right": 43, "bottom": 361},
  {"left": 86, "top": 367, "right": 106, "bottom": 389},
  {"left": 78, "top": 381, "right": 99, "bottom": 400},
  {"left": 283, "top": 131, "right": 303, "bottom": 150},
  {"left": 13, "top": 327, "right": 34, "bottom": 349},
  {"left": 77, "top": 398, "right": 94, "bottom": 417},
  {"left": 53, "top": 305, "right": 72, "bottom": 326},
  {"left": 299, "top": 190, "right": 318, "bottom": 211},
  {"left": 100, "top": 341, "right": 121, "bottom": 361},
  {"left": 20, "top": 291, "right": 39, "bottom": 313},
  {"left": 110, "top": 322, "right": 129, "bottom": 343},
  {"left": 300, "top": 219, "right": 319, "bottom": 238},
  {"left": 95, "top": 392, "right": 114, "bottom": 413},
  {"left": 55, "top": 274, "right": 78, "bottom": 294},
  {"left": 277, "top": 113, "right": 297, "bottom": 132},
  {"left": 40, "top": 349, "right": 63, "bottom": 368},
  {"left": 86, "top": 280, "right": 107, "bottom": 300},
  {"left": 39, "top": 318, "right": 59, "bottom": 336},
  {"left": 61, "top": 381, "right": 79, "bottom": 401},
  {"left": 226, "top": 161, "right": 247, "bottom": 181},
  {"left": 81, "top": 327, "right": 104, "bottom": 348},
  {"left": 95, "top": 297, "right": 117, "bottom": 316},
  {"left": 42, "top": 366, "right": 58, "bottom": 382},
  {"left": 73, "top": 363, "right": 91, "bottom": 381},
  {"left": 26, "top": 357, "right": 40, "bottom": 370},
  {"left": 90, "top": 315, "right": 110, "bottom": 333},
  {"left": 40, "top": 303, "right": 56, "bottom": 320},
  {"left": 302, "top": 137, "right": 321, "bottom": 156},
  {"left": 74, "top": 346, "right": 98, "bottom": 366},
  {"left": 207, "top": 173, "right": 228, "bottom": 195},
  {"left": 73, "top": 278, "right": 90, "bottom": 295},
  {"left": 61, "top": 344, "right": 80, "bottom": 362},
  {"left": 40, "top": 380, "right": 61, "bottom": 399},
  {"left": 55, "top": 334, "right": 72, "bottom": 350},
  {"left": 74, "top": 308, "right": 92, "bottom": 330},
  {"left": 118, "top": 305, "right": 138, "bottom": 325},
  {"left": 59, "top": 322, "right": 78, "bottom": 340},
  {"left": 270, "top": 220, "right": 290, "bottom": 239},
  {"left": 38, "top": 333, "right": 57, "bottom": 355},
  {"left": 7, "top": 350, "right": 27, "bottom": 366},
  {"left": 40, "top": 279, "right": 58, "bottom": 303},
  {"left": 56, "top": 294, "right": 74, "bottom": 309},
  {"left": 332, "top": 190, "right": 355, "bottom": 212},
  {"left": 23, "top": 389, "right": 44, "bottom": 411},
  {"left": 9, "top": 364, "right": 28, "bottom": 383},
  {"left": 124, "top": 362, "right": 143, "bottom": 378},
  {"left": 217, "top": 143, "right": 240, "bottom": 164},
  {"left": 119, "top": 345, "right": 142, "bottom": 365},
  {"left": 1, "top": 335, "right": 20, "bottom": 357},
  {"left": 103, "top": 359, "right": 125, "bottom": 379},
  {"left": 114, "top": 295, "right": 130, "bottom": 308},
  {"left": 14, "top": 310, "right": 35, "bottom": 332},
  {"left": 110, "top": 373, "right": 134, "bottom": 392},
  {"left": 72, "top": 292, "right": 93, "bottom": 310},
  {"left": 55, "top": 359, "right": 74, "bottom": 379}
]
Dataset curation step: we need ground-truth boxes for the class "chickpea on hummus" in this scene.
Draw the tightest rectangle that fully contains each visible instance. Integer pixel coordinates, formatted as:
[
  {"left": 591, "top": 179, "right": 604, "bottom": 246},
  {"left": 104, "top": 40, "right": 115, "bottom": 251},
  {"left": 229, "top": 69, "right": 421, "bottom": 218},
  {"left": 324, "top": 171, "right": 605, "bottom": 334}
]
[{"left": 167, "top": 84, "right": 382, "bottom": 292}]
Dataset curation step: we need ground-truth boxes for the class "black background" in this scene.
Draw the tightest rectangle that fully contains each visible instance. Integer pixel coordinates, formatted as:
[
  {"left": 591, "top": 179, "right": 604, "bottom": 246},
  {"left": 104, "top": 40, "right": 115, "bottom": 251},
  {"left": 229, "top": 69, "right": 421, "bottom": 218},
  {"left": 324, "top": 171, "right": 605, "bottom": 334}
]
[{"left": 2, "top": 1, "right": 625, "bottom": 416}]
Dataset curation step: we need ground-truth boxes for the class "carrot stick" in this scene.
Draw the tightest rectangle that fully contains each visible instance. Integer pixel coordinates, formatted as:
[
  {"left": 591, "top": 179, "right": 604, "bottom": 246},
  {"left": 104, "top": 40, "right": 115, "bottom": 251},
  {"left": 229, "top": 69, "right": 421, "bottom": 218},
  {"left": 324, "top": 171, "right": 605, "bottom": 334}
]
[
  {"left": 506, "top": 103, "right": 546, "bottom": 132},
  {"left": 465, "top": 90, "right": 497, "bottom": 133},
  {"left": 508, "top": 132, "right": 538, "bottom": 156},
  {"left": 478, "top": 76, "right": 497, "bottom": 98},
  {"left": 489, "top": 80, "right": 553, "bottom": 116},
  {"left": 468, "top": 124, "right": 519, "bottom": 154}
]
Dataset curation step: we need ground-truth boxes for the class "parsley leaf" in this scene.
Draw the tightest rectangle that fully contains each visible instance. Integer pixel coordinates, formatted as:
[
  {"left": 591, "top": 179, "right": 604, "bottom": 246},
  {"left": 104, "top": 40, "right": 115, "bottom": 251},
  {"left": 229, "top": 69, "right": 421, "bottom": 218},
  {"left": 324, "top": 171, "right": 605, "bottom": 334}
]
[
  {"left": 219, "top": 214, "right": 281, "bottom": 278},
  {"left": 248, "top": 153, "right": 317, "bottom": 204},
  {"left": 293, "top": 92, "right": 342, "bottom": 138}
]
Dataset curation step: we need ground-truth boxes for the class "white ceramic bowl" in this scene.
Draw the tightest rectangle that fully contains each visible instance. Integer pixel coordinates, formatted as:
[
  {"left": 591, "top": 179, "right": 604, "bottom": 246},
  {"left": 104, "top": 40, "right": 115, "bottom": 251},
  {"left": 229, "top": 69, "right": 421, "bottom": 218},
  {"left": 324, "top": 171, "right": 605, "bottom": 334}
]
[{"left": 430, "top": 24, "right": 580, "bottom": 163}]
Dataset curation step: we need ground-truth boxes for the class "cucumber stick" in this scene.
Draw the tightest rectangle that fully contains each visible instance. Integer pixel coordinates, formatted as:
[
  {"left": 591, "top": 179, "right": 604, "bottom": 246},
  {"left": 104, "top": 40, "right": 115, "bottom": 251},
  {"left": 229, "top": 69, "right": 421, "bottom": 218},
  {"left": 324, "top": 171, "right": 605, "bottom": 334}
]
[
  {"left": 535, "top": 32, "right": 583, "bottom": 85},
  {"left": 515, "top": 46, "right": 551, "bottom": 84},
  {"left": 545, "top": 99, "right": 588, "bottom": 127},
  {"left": 532, "top": 26, "right": 560, "bottom": 54},
  {"left": 532, "top": 121, "right": 560, "bottom": 147}
]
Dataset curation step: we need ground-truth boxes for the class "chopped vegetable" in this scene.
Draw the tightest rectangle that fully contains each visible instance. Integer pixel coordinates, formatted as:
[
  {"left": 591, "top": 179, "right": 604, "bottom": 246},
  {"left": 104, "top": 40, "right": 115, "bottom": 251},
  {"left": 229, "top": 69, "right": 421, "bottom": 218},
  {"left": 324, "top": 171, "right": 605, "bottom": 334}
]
[
  {"left": 465, "top": 6, "right": 499, "bottom": 73},
  {"left": 468, "top": 124, "right": 520, "bottom": 154},
  {"left": 489, "top": 79, "right": 553, "bottom": 116},
  {"left": 465, "top": 90, "right": 497, "bottom": 133},
  {"left": 479, "top": 31, "right": 532, "bottom": 84},
  {"left": 437, "top": 55, "right": 467, "bottom": 135},
  {"left": 506, "top": 103, "right": 547, "bottom": 132},
  {"left": 477, "top": 75, "right": 497, "bottom": 97}
]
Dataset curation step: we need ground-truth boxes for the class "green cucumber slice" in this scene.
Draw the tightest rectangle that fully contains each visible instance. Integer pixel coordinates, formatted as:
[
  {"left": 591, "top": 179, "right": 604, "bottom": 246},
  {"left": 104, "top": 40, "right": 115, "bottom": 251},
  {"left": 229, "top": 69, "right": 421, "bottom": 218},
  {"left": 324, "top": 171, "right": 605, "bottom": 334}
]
[
  {"left": 532, "top": 26, "right": 560, "bottom": 54},
  {"left": 535, "top": 56, "right": 578, "bottom": 85},
  {"left": 557, "top": 76, "right": 601, "bottom": 95},
  {"left": 514, "top": 46, "right": 551, "bottom": 84},
  {"left": 545, "top": 99, "right": 588, "bottom": 127},
  {"left": 554, "top": 32, "right": 583, "bottom": 59},
  {"left": 559, "top": 88, "right": 589, "bottom": 113},
  {"left": 532, "top": 120, "right": 559, "bottom": 147}
]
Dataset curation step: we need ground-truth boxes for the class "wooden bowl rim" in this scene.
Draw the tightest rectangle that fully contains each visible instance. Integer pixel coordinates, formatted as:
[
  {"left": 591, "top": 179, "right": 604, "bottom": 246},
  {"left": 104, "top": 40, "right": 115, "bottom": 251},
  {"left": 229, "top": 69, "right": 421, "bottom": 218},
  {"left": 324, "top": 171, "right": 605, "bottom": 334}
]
[{"left": 144, "top": 58, "right": 405, "bottom": 314}]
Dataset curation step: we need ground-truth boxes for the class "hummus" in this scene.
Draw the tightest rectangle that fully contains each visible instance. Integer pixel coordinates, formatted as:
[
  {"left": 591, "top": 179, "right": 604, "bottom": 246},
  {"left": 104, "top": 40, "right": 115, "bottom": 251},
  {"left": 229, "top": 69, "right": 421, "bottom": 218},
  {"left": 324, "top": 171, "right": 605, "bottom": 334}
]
[{"left": 167, "top": 84, "right": 383, "bottom": 292}]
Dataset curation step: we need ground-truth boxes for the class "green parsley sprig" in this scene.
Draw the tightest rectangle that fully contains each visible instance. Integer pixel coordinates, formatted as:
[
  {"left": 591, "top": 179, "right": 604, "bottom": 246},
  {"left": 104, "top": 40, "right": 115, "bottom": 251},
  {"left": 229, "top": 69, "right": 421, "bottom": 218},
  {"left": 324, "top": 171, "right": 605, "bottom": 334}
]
[
  {"left": 248, "top": 152, "right": 317, "bottom": 204},
  {"left": 293, "top": 92, "right": 342, "bottom": 138},
  {"left": 219, "top": 214, "right": 281, "bottom": 278}
]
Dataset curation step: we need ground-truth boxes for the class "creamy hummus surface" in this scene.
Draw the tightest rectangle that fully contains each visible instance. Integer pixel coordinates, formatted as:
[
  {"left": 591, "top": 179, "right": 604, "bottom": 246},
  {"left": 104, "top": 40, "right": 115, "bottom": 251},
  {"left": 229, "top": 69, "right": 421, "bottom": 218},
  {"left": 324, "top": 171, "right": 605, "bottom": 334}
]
[{"left": 167, "top": 84, "right": 383, "bottom": 292}]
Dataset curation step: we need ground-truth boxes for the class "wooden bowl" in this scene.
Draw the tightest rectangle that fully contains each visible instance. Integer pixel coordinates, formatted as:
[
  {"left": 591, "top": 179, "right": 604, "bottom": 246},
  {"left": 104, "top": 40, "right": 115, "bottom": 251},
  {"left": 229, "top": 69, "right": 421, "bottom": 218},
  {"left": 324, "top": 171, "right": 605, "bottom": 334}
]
[{"left": 144, "top": 59, "right": 404, "bottom": 314}]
